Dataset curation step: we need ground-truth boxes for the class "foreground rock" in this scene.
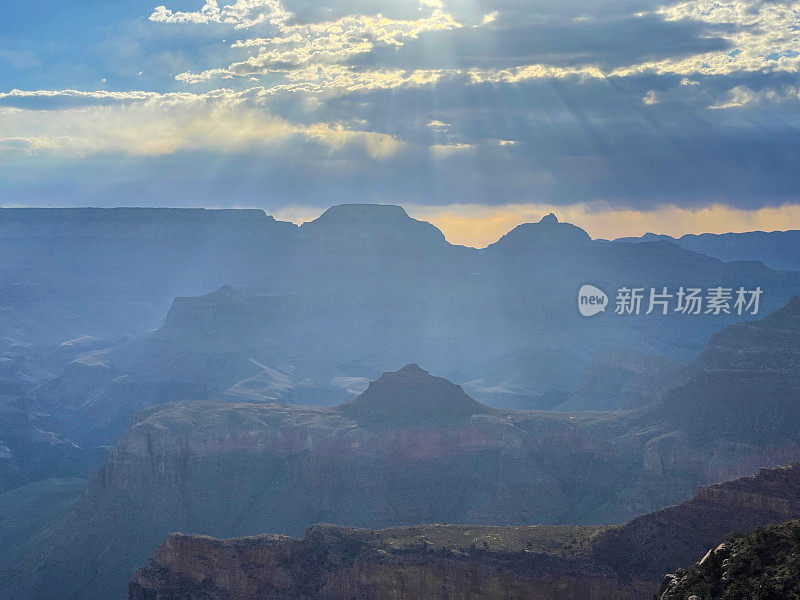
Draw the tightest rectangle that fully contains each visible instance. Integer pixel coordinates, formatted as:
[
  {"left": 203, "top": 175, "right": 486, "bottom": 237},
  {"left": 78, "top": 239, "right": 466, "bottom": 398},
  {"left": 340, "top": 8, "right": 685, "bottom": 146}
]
[
  {"left": 593, "top": 463, "right": 800, "bottom": 581},
  {"left": 127, "top": 464, "right": 800, "bottom": 600},
  {"left": 128, "top": 525, "right": 645, "bottom": 600},
  {"left": 658, "top": 518, "right": 800, "bottom": 599}
]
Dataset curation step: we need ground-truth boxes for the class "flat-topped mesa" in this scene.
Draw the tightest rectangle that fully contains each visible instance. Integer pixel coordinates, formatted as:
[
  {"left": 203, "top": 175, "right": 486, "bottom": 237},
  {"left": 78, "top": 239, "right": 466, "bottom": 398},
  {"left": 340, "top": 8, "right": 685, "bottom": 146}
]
[
  {"left": 315, "top": 204, "right": 411, "bottom": 223},
  {"left": 0, "top": 207, "right": 293, "bottom": 239},
  {"left": 338, "top": 364, "right": 492, "bottom": 426},
  {"left": 486, "top": 212, "right": 592, "bottom": 253},
  {"left": 298, "top": 203, "right": 448, "bottom": 245}
]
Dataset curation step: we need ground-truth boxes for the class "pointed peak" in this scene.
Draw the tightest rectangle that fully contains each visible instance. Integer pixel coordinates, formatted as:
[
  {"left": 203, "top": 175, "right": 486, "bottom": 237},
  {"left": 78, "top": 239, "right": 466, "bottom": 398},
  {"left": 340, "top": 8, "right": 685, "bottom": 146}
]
[
  {"left": 540, "top": 213, "right": 559, "bottom": 225},
  {"left": 487, "top": 214, "right": 591, "bottom": 252}
]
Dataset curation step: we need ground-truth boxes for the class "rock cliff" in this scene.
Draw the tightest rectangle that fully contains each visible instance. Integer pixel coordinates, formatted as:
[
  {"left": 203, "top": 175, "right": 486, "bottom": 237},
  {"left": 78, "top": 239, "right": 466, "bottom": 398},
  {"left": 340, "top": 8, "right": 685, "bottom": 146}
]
[{"left": 126, "top": 464, "right": 800, "bottom": 600}]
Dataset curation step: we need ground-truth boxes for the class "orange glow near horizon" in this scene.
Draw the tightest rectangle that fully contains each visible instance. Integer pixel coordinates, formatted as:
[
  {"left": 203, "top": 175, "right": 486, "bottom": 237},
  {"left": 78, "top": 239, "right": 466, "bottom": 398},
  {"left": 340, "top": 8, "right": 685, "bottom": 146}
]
[{"left": 271, "top": 202, "right": 800, "bottom": 248}]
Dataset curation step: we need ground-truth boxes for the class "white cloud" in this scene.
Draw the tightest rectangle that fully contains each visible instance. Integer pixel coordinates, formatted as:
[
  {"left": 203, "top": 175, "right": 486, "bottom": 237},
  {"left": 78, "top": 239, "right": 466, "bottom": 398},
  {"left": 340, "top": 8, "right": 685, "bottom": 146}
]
[
  {"left": 258, "top": 65, "right": 448, "bottom": 96},
  {"left": 463, "top": 1, "right": 800, "bottom": 86},
  {"left": 468, "top": 63, "right": 606, "bottom": 83},
  {"left": 428, "top": 142, "right": 473, "bottom": 158},
  {"left": 427, "top": 119, "right": 450, "bottom": 131},
  {"left": 709, "top": 84, "right": 800, "bottom": 109},
  {"left": 613, "top": 0, "right": 800, "bottom": 77},
  {"left": 0, "top": 89, "right": 404, "bottom": 159},
  {"left": 150, "top": 0, "right": 291, "bottom": 29},
  {"left": 642, "top": 90, "right": 660, "bottom": 105},
  {"left": 176, "top": 9, "right": 461, "bottom": 83},
  {"left": 481, "top": 11, "right": 498, "bottom": 25}
]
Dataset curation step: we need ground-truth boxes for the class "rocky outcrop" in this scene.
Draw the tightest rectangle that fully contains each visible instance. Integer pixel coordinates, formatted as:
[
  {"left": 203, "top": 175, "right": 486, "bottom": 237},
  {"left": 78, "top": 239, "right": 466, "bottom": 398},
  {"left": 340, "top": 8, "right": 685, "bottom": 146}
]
[
  {"left": 0, "top": 207, "right": 298, "bottom": 345},
  {"left": 25, "top": 207, "right": 800, "bottom": 446},
  {"left": 298, "top": 204, "right": 450, "bottom": 247},
  {"left": 9, "top": 345, "right": 800, "bottom": 600},
  {"left": 693, "top": 294, "right": 800, "bottom": 372},
  {"left": 658, "top": 518, "right": 800, "bottom": 599},
  {"left": 592, "top": 464, "right": 800, "bottom": 582},
  {"left": 1, "top": 366, "right": 642, "bottom": 600},
  {"left": 126, "top": 464, "right": 800, "bottom": 600},
  {"left": 128, "top": 525, "right": 648, "bottom": 600}
]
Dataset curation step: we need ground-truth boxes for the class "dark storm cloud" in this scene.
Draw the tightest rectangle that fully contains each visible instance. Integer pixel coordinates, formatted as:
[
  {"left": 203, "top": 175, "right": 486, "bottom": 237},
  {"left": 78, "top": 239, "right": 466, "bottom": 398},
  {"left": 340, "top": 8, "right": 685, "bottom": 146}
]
[{"left": 347, "top": 16, "right": 730, "bottom": 70}]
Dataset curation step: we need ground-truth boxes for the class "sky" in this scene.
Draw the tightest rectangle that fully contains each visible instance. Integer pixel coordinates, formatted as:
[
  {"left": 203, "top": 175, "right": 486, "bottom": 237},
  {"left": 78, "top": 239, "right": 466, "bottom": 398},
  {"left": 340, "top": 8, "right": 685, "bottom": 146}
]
[{"left": 1, "top": 0, "right": 800, "bottom": 245}]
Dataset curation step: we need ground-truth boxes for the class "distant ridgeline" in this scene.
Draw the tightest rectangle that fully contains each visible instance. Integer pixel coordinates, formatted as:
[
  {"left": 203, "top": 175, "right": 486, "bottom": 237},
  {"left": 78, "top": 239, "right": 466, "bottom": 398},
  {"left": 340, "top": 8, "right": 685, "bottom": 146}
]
[
  {"left": 1, "top": 205, "right": 799, "bottom": 449},
  {"left": 614, "top": 229, "right": 800, "bottom": 272}
]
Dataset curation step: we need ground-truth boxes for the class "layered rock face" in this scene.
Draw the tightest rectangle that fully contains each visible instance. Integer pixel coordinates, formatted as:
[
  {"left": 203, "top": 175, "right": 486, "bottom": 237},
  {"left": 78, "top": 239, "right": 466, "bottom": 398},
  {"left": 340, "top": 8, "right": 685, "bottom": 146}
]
[
  {"left": 128, "top": 525, "right": 647, "bottom": 600},
  {"left": 126, "top": 464, "right": 800, "bottom": 600},
  {"left": 650, "top": 296, "right": 800, "bottom": 450},
  {"left": 9, "top": 316, "right": 800, "bottom": 600},
  {"left": 339, "top": 364, "right": 493, "bottom": 425},
  {"left": 558, "top": 351, "right": 686, "bottom": 411},
  {"left": 593, "top": 464, "right": 800, "bottom": 582}
]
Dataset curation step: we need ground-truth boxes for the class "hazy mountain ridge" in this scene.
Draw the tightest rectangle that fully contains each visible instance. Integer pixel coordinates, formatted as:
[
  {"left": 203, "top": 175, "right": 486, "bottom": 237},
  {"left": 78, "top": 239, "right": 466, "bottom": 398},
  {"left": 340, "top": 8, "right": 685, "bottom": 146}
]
[
  {"left": 22, "top": 208, "right": 800, "bottom": 447},
  {"left": 614, "top": 229, "right": 800, "bottom": 272},
  {"left": 0, "top": 207, "right": 297, "bottom": 346}
]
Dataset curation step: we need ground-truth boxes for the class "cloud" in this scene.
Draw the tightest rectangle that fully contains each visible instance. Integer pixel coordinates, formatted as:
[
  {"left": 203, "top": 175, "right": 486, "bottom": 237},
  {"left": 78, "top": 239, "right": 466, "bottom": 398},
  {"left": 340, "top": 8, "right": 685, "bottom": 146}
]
[
  {"left": 427, "top": 119, "right": 450, "bottom": 131},
  {"left": 480, "top": 11, "right": 498, "bottom": 25},
  {"left": 150, "top": 0, "right": 291, "bottom": 29},
  {"left": 709, "top": 84, "right": 800, "bottom": 109},
  {"left": 254, "top": 65, "right": 449, "bottom": 95},
  {"left": 428, "top": 142, "right": 473, "bottom": 158},
  {"left": 612, "top": 0, "right": 800, "bottom": 77},
  {"left": 0, "top": 89, "right": 403, "bottom": 159},
  {"left": 446, "top": 1, "right": 800, "bottom": 86},
  {"left": 468, "top": 63, "right": 606, "bottom": 83},
  {"left": 161, "top": 0, "right": 460, "bottom": 84},
  {"left": 642, "top": 90, "right": 660, "bottom": 104}
]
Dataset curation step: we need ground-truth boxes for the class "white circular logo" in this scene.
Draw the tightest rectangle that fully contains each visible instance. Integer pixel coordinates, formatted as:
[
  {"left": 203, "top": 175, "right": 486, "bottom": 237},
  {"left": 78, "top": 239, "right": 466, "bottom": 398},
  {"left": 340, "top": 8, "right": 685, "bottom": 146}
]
[{"left": 578, "top": 284, "right": 608, "bottom": 317}]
